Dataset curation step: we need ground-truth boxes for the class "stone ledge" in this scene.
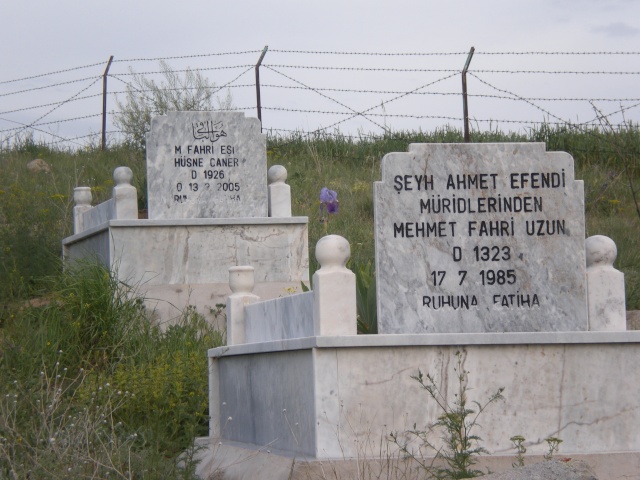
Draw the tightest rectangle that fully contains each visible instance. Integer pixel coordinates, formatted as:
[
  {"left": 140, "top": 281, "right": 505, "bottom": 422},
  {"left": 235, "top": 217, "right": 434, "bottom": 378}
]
[
  {"left": 208, "top": 330, "right": 640, "bottom": 358},
  {"left": 62, "top": 216, "right": 309, "bottom": 245}
]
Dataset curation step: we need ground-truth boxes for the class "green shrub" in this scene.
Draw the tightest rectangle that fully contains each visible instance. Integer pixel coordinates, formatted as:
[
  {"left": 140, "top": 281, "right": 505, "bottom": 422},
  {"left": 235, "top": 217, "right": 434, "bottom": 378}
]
[
  {"left": 111, "top": 308, "right": 223, "bottom": 454},
  {"left": 114, "top": 60, "right": 235, "bottom": 149}
]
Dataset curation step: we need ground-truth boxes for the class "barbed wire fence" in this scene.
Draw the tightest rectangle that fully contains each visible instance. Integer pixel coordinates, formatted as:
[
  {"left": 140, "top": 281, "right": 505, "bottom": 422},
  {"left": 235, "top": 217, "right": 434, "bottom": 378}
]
[{"left": 1, "top": 48, "right": 639, "bottom": 151}]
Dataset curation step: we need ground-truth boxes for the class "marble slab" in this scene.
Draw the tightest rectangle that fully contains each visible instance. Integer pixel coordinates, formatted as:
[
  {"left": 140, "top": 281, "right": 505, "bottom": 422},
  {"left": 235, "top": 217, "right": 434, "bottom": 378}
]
[
  {"left": 374, "top": 143, "right": 587, "bottom": 333},
  {"left": 82, "top": 198, "right": 114, "bottom": 228},
  {"left": 146, "top": 111, "right": 268, "bottom": 219},
  {"left": 209, "top": 340, "right": 640, "bottom": 461},
  {"left": 62, "top": 218, "right": 309, "bottom": 326},
  {"left": 216, "top": 350, "right": 316, "bottom": 456},
  {"left": 245, "top": 291, "right": 314, "bottom": 343}
]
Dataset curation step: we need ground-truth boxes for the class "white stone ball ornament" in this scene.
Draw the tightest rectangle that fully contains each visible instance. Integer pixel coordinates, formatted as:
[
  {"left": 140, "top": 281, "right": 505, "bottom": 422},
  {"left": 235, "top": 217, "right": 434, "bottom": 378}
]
[
  {"left": 585, "top": 234, "right": 626, "bottom": 331},
  {"left": 113, "top": 166, "right": 133, "bottom": 185},
  {"left": 267, "top": 165, "right": 287, "bottom": 184},
  {"left": 315, "top": 235, "right": 351, "bottom": 269},
  {"left": 585, "top": 235, "right": 617, "bottom": 268}
]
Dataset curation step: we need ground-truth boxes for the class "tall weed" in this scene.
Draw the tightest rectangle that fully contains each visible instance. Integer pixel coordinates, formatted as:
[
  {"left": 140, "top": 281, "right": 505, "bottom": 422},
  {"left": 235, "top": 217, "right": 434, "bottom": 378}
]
[{"left": 391, "top": 351, "right": 505, "bottom": 479}]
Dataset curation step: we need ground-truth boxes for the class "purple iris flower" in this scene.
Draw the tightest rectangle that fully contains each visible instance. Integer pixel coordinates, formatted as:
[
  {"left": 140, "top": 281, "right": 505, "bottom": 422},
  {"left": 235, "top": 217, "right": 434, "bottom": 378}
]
[{"left": 320, "top": 187, "right": 339, "bottom": 216}]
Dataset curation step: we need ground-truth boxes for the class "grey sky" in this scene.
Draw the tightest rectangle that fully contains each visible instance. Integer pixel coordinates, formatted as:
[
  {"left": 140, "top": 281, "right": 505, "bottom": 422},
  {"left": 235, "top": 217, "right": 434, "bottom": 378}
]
[{"left": 1, "top": 0, "right": 639, "bottom": 145}]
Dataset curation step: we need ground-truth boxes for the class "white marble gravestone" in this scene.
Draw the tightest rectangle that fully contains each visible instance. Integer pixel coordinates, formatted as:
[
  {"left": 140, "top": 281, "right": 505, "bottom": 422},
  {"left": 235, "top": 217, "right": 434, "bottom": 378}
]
[
  {"left": 374, "top": 143, "right": 587, "bottom": 333},
  {"left": 146, "top": 111, "right": 268, "bottom": 219}
]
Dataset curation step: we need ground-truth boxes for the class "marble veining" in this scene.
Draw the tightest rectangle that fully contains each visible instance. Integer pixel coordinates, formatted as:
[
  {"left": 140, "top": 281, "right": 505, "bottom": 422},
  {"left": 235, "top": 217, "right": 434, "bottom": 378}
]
[
  {"left": 146, "top": 111, "right": 268, "bottom": 219},
  {"left": 374, "top": 143, "right": 588, "bottom": 333}
]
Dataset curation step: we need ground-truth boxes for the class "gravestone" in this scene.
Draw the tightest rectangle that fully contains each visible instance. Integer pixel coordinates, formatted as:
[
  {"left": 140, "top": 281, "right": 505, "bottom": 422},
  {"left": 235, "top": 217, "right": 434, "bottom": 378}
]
[
  {"left": 146, "top": 111, "right": 268, "bottom": 219},
  {"left": 374, "top": 143, "right": 587, "bottom": 333}
]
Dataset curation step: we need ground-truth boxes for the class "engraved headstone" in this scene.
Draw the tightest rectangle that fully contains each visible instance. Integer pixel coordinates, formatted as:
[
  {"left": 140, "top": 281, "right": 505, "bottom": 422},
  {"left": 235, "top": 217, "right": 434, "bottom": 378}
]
[
  {"left": 146, "top": 111, "right": 268, "bottom": 219},
  {"left": 374, "top": 143, "right": 587, "bottom": 333}
]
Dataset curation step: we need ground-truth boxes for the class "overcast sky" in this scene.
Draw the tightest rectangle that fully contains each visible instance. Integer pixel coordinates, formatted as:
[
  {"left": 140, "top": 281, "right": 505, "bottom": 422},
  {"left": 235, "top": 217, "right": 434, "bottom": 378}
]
[{"left": 1, "top": 0, "right": 639, "bottom": 146}]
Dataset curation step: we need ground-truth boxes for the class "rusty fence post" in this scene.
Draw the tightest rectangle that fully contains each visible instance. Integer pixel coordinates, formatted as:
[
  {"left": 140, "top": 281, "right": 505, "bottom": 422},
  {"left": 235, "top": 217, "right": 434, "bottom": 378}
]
[{"left": 462, "top": 46, "right": 475, "bottom": 143}]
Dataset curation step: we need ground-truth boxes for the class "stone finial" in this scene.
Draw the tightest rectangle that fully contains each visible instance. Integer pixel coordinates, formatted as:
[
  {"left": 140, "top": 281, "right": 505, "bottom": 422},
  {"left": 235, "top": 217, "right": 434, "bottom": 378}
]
[
  {"left": 267, "top": 165, "right": 287, "bottom": 184},
  {"left": 267, "top": 165, "right": 292, "bottom": 218},
  {"left": 312, "top": 235, "right": 357, "bottom": 336},
  {"left": 227, "top": 266, "right": 260, "bottom": 345},
  {"left": 229, "top": 266, "right": 256, "bottom": 294},
  {"left": 74, "top": 186, "right": 92, "bottom": 207},
  {"left": 72, "top": 186, "right": 92, "bottom": 234},
  {"left": 113, "top": 166, "right": 133, "bottom": 185},
  {"left": 112, "top": 166, "right": 138, "bottom": 220},
  {"left": 586, "top": 235, "right": 617, "bottom": 268},
  {"left": 315, "top": 235, "right": 350, "bottom": 270},
  {"left": 586, "top": 235, "right": 626, "bottom": 331}
]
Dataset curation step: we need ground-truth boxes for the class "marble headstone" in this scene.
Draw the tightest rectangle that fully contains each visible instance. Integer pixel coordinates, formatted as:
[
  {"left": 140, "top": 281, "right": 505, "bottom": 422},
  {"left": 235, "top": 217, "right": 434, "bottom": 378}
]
[
  {"left": 374, "top": 143, "right": 587, "bottom": 333},
  {"left": 146, "top": 111, "right": 268, "bottom": 219}
]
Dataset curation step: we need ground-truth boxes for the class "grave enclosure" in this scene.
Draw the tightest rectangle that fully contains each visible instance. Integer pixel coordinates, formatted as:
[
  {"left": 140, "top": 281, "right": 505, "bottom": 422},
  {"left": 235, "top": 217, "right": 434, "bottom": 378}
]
[
  {"left": 201, "top": 143, "right": 640, "bottom": 479},
  {"left": 62, "top": 111, "right": 308, "bottom": 325},
  {"left": 60, "top": 115, "right": 640, "bottom": 479}
]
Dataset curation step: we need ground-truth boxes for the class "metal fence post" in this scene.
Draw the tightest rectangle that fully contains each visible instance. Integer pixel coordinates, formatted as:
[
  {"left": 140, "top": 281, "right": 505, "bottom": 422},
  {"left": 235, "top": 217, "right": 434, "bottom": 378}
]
[
  {"left": 102, "top": 55, "right": 114, "bottom": 150},
  {"left": 462, "top": 47, "right": 475, "bottom": 143},
  {"left": 255, "top": 46, "right": 269, "bottom": 131}
]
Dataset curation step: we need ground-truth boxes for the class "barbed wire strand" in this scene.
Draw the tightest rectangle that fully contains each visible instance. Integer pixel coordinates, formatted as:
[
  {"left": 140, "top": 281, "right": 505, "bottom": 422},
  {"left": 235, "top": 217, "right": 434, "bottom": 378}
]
[
  {"left": 266, "top": 71, "right": 461, "bottom": 145},
  {"left": 108, "top": 73, "right": 172, "bottom": 108},
  {"left": 5, "top": 84, "right": 629, "bottom": 112},
  {"left": 3, "top": 51, "right": 640, "bottom": 149},
  {"left": 0, "top": 76, "right": 101, "bottom": 98},
  {"left": 269, "top": 50, "right": 467, "bottom": 56},
  {"left": 468, "top": 72, "right": 572, "bottom": 125},
  {"left": 100, "top": 66, "right": 254, "bottom": 142},
  {"left": 104, "top": 83, "right": 253, "bottom": 100},
  {"left": 0, "top": 62, "right": 106, "bottom": 85},
  {"left": 106, "top": 66, "right": 245, "bottom": 111},
  {"left": 475, "top": 51, "right": 640, "bottom": 55},
  {"left": 270, "top": 50, "right": 640, "bottom": 56},
  {"left": 107, "top": 66, "right": 253, "bottom": 110},
  {"left": 48, "top": 131, "right": 113, "bottom": 147},
  {"left": 313, "top": 72, "right": 462, "bottom": 135},
  {"left": 472, "top": 69, "right": 640, "bottom": 75},
  {"left": 0, "top": 114, "right": 103, "bottom": 134},
  {"left": 263, "top": 106, "right": 462, "bottom": 121},
  {"left": 259, "top": 83, "right": 640, "bottom": 103},
  {"left": 471, "top": 74, "right": 639, "bottom": 126},
  {"left": 265, "top": 64, "right": 460, "bottom": 73},
  {"left": 463, "top": 76, "right": 640, "bottom": 158},
  {"left": 263, "top": 64, "right": 640, "bottom": 75},
  {"left": 113, "top": 51, "right": 262, "bottom": 63},
  {"left": 111, "top": 65, "right": 253, "bottom": 77},
  {"left": 583, "top": 100, "right": 640, "bottom": 125},
  {"left": 3, "top": 78, "right": 101, "bottom": 142},
  {"left": 263, "top": 65, "right": 390, "bottom": 133},
  {"left": 0, "top": 93, "right": 104, "bottom": 116},
  {"left": 0, "top": 116, "right": 86, "bottom": 147}
]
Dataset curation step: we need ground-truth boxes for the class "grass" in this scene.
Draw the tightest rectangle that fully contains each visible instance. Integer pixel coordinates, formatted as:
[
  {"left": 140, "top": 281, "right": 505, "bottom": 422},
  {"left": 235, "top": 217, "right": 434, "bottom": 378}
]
[
  {"left": 0, "top": 123, "right": 639, "bottom": 476},
  {"left": 267, "top": 125, "right": 640, "bottom": 307},
  {"left": 0, "top": 261, "right": 224, "bottom": 479},
  {"left": 2, "top": 125, "right": 639, "bottom": 304}
]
